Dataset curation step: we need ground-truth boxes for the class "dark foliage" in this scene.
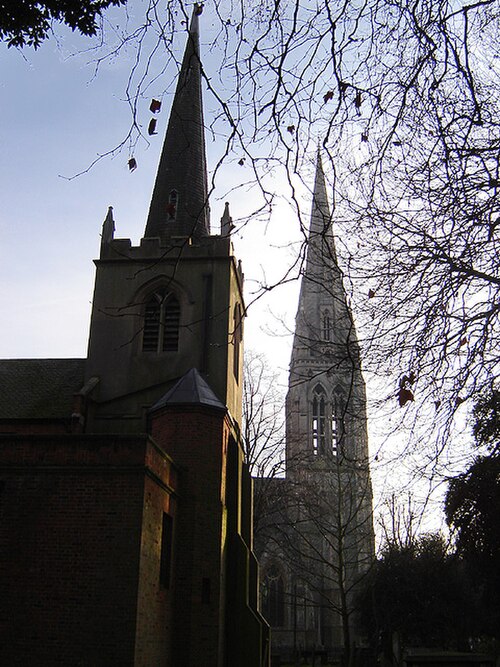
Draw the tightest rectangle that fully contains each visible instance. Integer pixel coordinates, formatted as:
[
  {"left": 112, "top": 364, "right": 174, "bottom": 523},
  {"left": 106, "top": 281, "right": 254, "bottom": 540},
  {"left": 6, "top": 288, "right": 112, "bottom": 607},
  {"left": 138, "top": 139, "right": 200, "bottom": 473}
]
[
  {"left": 445, "top": 455, "right": 500, "bottom": 640},
  {"left": 0, "top": 0, "right": 126, "bottom": 48},
  {"left": 473, "top": 389, "right": 500, "bottom": 454},
  {"left": 357, "top": 534, "right": 475, "bottom": 651},
  {"left": 446, "top": 456, "right": 500, "bottom": 561}
]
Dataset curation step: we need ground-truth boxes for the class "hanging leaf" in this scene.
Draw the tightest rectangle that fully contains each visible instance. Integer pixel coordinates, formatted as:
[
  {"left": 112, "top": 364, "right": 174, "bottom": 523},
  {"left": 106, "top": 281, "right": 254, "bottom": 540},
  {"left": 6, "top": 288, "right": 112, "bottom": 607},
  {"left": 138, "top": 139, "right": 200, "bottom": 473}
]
[
  {"left": 128, "top": 157, "right": 137, "bottom": 172},
  {"left": 398, "top": 387, "right": 414, "bottom": 407},
  {"left": 150, "top": 99, "right": 161, "bottom": 113},
  {"left": 238, "top": 158, "right": 245, "bottom": 166},
  {"left": 368, "top": 289, "right": 376, "bottom": 298},
  {"left": 148, "top": 118, "right": 158, "bottom": 135},
  {"left": 323, "top": 90, "right": 334, "bottom": 103},
  {"left": 355, "top": 91, "right": 362, "bottom": 108},
  {"left": 398, "top": 372, "right": 416, "bottom": 406},
  {"left": 287, "top": 125, "right": 295, "bottom": 134}
]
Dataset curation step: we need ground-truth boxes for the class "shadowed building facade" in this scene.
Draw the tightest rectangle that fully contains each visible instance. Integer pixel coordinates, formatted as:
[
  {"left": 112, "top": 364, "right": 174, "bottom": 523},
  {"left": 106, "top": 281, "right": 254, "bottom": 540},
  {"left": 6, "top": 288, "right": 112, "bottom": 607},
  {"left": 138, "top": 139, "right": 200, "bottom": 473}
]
[
  {"left": 0, "top": 9, "right": 267, "bottom": 667},
  {"left": 254, "top": 154, "right": 375, "bottom": 664}
]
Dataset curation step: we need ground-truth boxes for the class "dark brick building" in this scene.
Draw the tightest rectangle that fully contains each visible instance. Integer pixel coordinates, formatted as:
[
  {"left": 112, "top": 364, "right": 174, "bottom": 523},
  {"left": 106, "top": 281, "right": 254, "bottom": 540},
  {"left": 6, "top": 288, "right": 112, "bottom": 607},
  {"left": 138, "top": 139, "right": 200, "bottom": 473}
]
[{"left": 0, "top": 8, "right": 268, "bottom": 667}]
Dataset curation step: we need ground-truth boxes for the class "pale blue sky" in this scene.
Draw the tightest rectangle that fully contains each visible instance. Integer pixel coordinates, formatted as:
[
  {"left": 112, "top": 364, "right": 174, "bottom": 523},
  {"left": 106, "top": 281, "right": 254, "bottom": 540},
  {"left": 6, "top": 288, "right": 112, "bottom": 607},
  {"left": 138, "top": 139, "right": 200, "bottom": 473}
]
[{"left": 0, "top": 16, "right": 300, "bottom": 373}]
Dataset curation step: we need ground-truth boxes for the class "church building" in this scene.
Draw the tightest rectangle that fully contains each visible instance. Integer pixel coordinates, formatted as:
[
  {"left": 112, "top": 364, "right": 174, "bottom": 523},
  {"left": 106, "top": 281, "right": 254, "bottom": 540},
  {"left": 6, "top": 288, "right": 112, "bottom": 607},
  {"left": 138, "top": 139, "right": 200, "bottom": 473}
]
[
  {"left": 0, "top": 8, "right": 268, "bottom": 667},
  {"left": 254, "top": 153, "right": 375, "bottom": 665}
]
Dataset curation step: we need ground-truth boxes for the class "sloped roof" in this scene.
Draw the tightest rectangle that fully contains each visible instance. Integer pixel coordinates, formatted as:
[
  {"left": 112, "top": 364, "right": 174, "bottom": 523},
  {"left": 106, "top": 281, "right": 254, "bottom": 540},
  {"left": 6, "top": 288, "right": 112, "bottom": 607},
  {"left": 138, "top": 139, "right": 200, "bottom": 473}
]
[
  {"left": 0, "top": 358, "right": 86, "bottom": 419},
  {"left": 150, "top": 368, "right": 226, "bottom": 412}
]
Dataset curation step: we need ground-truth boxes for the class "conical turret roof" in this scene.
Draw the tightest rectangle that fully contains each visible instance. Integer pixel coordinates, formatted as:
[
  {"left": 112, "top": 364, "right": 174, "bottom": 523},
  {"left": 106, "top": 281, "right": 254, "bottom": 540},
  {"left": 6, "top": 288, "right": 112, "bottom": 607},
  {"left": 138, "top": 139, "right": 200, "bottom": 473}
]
[{"left": 150, "top": 368, "right": 226, "bottom": 412}]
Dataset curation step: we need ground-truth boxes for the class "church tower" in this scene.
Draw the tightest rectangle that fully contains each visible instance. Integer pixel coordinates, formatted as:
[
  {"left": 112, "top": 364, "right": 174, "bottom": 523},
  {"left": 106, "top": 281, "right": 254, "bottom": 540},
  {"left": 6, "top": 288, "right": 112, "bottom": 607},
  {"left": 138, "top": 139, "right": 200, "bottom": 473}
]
[
  {"left": 84, "top": 9, "right": 244, "bottom": 433},
  {"left": 255, "top": 152, "right": 374, "bottom": 663}
]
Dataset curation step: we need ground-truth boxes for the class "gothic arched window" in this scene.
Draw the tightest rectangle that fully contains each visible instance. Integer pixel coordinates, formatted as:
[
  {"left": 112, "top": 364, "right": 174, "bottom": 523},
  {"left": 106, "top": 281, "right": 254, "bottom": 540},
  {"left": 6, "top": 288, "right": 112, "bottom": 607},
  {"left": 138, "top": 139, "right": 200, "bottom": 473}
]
[
  {"left": 262, "top": 566, "right": 285, "bottom": 627},
  {"left": 312, "top": 385, "right": 326, "bottom": 456},
  {"left": 142, "top": 290, "right": 180, "bottom": 353}
]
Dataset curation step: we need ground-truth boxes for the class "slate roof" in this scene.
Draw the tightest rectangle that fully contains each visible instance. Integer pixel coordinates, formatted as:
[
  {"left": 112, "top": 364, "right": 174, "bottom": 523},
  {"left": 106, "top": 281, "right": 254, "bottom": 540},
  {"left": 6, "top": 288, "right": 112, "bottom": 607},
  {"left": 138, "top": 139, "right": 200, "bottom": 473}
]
[
  {"left": 150, "top": 368, "right": 226, "bottom": 412},
  {"left": 0, "top": 359, "right": 86, "bottom": 419}
]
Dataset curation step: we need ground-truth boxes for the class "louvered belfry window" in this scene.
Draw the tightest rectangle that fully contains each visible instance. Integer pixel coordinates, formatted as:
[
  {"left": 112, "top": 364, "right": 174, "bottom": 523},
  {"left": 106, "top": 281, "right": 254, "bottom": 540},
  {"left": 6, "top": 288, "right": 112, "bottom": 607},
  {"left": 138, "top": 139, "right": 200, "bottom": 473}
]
[
  {"left": 163, "top": 296, "right": 180, "bottom": 351},
  {"left": 142, "top": 290, "right": 180, "bottom": 353}
]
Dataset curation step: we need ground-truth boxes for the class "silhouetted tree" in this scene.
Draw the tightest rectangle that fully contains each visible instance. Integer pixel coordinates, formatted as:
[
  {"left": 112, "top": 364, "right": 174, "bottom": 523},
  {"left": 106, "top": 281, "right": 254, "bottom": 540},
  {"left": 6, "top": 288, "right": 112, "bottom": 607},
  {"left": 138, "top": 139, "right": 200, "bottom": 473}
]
[
  {"left": 0, "top": 0, "right": 125, "bottom": 48},
  {"left": 242, "top": 351, "right": 285, "bottom": 478},
  {"left": 357, "top": 533, "right": 475, "bottom": 654},
  {"left": 445, "top": 392, "right": 500, "bottom": 643},
  {"left": 472, "top": 388, "right": 500, "bottom": 455}
]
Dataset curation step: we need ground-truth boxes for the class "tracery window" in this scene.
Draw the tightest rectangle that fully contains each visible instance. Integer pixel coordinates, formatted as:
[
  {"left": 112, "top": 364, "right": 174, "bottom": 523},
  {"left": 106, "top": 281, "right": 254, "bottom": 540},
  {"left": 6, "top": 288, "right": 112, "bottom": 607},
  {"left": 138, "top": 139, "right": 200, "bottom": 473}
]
[{"left": 142, "top": 290, "right": 180, "bottom": 353}]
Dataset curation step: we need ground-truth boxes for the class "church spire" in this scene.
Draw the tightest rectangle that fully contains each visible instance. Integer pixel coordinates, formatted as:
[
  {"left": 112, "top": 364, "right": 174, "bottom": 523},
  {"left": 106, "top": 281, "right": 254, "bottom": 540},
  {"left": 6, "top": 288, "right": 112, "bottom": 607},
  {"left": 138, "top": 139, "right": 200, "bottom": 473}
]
[
  {"left": 286, "top": 149, "right": 369, "bottom": 476},
  {"left": 144, "top": 4, "right": 210, "bottom": 242},
  {"left": 305, "top": 149, "right": 339, "bottom": 275},
  {"left": 311, "top": 148, "right": 331, "bottom": 227},
  {"left": 290, "top": 150, "right": 355, "bottom": 376}
]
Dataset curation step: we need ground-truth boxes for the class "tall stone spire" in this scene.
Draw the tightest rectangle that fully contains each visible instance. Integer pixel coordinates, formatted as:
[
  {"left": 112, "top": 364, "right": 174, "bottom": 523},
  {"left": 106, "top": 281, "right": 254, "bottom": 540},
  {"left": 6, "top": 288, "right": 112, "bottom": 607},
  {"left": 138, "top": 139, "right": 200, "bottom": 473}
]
[
  {"left": 144, "top": 5, "right": 210, "bottom": 242},
  {"left": 289, "top": 150, "right": 356, "bottom": 383}
]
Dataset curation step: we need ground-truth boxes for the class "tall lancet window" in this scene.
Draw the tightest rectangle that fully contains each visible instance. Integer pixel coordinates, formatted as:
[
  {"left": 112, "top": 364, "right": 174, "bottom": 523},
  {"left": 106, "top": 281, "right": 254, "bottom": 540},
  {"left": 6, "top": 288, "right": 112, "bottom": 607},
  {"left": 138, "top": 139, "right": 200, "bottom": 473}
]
[
  {"left": 262, "top": 565, "right": 285, "bottom": 627},
  {"left": 331, "top": 407, "right": 338, "bottom": 456},
  {"left": 312, "top": 386, "right": 326, "bottom": 456},
  {"left": 167, "top": 190, "right": 178, "bottom": 221},
  {"left": 322, "top": 311, "right": 331, "bottom": 341},
  {"left": 142, "top": 290, "right": 180, "bottom": 353},
  {"left": 331, "top": 392, "right": 345, "bottom": 457}
]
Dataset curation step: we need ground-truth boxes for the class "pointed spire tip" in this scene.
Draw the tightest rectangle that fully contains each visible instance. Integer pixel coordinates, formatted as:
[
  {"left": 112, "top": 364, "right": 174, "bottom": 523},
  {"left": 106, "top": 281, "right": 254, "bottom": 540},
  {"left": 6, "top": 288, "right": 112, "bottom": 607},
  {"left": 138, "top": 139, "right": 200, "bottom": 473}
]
[{"left": 190, "top": 3, "right": 203, "bottom": 32}]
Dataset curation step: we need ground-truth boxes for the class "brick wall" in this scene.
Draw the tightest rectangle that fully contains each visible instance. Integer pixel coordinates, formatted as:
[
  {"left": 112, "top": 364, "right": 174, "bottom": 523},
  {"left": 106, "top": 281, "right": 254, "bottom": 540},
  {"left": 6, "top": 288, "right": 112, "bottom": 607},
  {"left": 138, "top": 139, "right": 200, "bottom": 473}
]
[
  {"left": 134, "top": 441, "right": 177, "bottom": 666},
  {"left": 0, "top": 434, "right": 175, "bottom": 667},
  {"left": 150, "top": 404, "right": 229, "bottom": 667}
]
